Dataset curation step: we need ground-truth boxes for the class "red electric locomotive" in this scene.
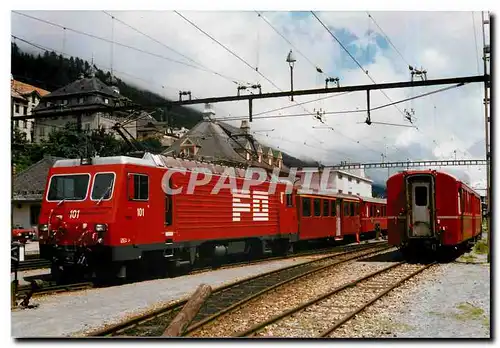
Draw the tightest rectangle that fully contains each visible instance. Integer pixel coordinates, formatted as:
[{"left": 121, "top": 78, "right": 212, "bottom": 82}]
[
  {"left": 387, "top": 169, "right": 482, "bottom": 255},
  {"left": 38, "top": 153, "right": 387, "bottom": 281}
]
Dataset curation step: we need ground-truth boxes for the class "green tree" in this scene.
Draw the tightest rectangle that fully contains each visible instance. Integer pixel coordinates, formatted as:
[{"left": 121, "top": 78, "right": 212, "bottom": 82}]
[{"left": 41, "top": 123, "right": 126, "bottom": 158}]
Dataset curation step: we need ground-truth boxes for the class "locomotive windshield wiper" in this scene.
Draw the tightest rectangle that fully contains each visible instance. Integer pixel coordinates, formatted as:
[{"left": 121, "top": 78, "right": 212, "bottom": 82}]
[
  {"left": 96, "top": 185, "right": 112, "bottom": 205},
  {"left": 57, "top": 199, "right": 65, "bottom": 206}
]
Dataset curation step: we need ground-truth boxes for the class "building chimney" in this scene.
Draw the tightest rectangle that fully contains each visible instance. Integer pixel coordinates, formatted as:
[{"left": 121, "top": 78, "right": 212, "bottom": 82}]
[
  {"left": 202, "top": 103, "right": 215, "bottom": 121},
  {"left": 240, "top": 120, "right": 250, "bottom": 134}
]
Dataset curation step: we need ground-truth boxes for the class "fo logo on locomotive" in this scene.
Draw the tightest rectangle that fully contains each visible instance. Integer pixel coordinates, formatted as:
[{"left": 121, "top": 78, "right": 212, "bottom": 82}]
[{"left": 232, "top": 190, "right": 269, "bottom": 222}]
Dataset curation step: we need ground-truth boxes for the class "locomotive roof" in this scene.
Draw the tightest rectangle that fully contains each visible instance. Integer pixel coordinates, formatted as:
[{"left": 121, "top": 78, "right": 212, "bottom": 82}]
[
  {"left": 52, "top": 153, "right": 295, "bottom": 185},
  {"left": 53, "top": 156, "right": 158, "bottom": 168},
  {"left": 390, "top": 169, "right": 480, "bottom": 197}
]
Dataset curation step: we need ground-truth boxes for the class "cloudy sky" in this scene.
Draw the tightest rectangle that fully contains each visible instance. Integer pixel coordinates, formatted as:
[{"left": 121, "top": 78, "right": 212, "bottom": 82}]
[{"left": 10, "top": 10, "right": 490, "bottom": 188}]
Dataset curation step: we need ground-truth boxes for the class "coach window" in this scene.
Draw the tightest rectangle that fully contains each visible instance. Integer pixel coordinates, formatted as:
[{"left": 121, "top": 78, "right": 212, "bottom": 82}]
[
  {"left": 91, "top": 173, "right": 115, "bottom": 201},
  {"left": 302, "top": 198, "right": 311, "bottom": 217},
  {"left": 344, "top": 203, "right": 349, "bottom": 217},
  {"left": 350, "top": 202, "right": 355, "bottom": 216},
  {"left": 355, "top": 203, "right": 360, "bottom": 216},
  {"left": 314, "top": 198, "right": 321, "bottom": 216},
  {"left": 286, "top": 193, "right": 293, "bottom": 207},
  {"left": 323, "top": 200, "right": 330, "bottom": 217},
  {"left": 132, "top": 174, "right": 149, "bottom": 200},
  {"left": 370, "top": 205, "right": 374, "bottom": 217},
  {"left": 415, "top": 186, "right": 427, "bottom": 206},
  {"left": 330, "top": 200, "right": 336, "bottom": 216}
]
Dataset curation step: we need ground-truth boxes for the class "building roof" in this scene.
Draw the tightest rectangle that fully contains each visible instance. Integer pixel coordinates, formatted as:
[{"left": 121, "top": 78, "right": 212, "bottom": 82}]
[
  {"left": 12, "top": 156, "right": 64, "bottom": 201},
  {"left": 11, "top": 79, "right": 50, "bottom": 97},
  {"left": 164, "top": 120, "right": 247, "bottom": 163},
  {"left": 11, "top": 89, "right": 29, "bottom": 103},
  {"left": 33, "top": 76, "right": 132, "bottom": 115},
  {"left": 44, "top": 76, "right": 123, "bottom": 99}
]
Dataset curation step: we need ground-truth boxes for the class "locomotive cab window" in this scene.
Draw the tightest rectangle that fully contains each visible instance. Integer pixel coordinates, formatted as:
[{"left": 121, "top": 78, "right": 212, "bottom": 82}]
[
  {"left": 302, "top": 198, "right": 311, "bottom": 217},
  {"left": 314, "top": 198, "right": 321, "bottom": 216},
  {"left": 286, "top": 193, "right": 293, "bottom": 207},
  {"left": 91, "top": 173, "right": 115, "bottom": 201},
  {"left": 323, "top": 200, "right": 330, "bottom": 217},
  {"left": 344, "top": 203, "right": 349, "bottom": 217},
  {"left": 47, "top": 174, "right": 90, "bottom": 201},
  {"left": 129, "top": 174, "right": 149, "bottom": 200},
  {"left": 330, "top": 200, "right": 336, "bottom": 216},
  {"left": 350, "top": 202, "right": 355, "bottom": 216},
  {"left": 415, "top": 186, "right": 427, "bottom": 206}
]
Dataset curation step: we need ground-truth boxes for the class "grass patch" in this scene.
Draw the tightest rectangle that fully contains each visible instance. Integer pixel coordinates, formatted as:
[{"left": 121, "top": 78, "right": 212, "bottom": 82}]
[
  {"left": 378, "top": 317, "right": 414, "bottom": 333},
  {"left": 454, "top": 302, "right": 485, "bottom": 321},
  {"left": 458, "top": 253, "right": 477, "bottom": 263},
  {"left": 474, "top": 239, "right": 489, "bottom": 255}
]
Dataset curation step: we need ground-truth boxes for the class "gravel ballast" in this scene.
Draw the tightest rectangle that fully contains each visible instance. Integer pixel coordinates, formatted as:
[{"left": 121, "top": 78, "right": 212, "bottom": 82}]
[{"left": 329, "top": 262, "right": 490, "bottom": 338}]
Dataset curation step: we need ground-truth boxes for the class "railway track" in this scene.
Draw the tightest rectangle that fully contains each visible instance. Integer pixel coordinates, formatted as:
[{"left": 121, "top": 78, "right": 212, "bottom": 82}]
[
  {"left": 89, "top": 241, "right": 391, "bottom": 337},
  {"left": 11, "top": 258, "right": 51, "bottom": 272},
  {"left": 231, "top": 261, "right": 436, "bottom": 338}
]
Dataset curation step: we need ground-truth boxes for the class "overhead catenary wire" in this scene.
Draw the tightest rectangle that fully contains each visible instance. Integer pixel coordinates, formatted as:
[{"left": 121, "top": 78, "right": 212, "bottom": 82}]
[
  {"left": 101, "top": 11, "right": 249, "bottom": 86},
  {"left": 256, "top": 11, "right": 325, "bottom": 75},
  {"left": 172, "top": 11, "right": 348, "bottom": 150},
  {"left": 12, "top": 11, "right": 245, "bottom": 85},
  {"left": 310, "top": 11, "right": 408, "bottom": 122},
  {"left": 174, "top": 11, "right": 283, "bottom": 92},
  {"left": 366, "top": 12, "right": 412, "bottom": 68}
]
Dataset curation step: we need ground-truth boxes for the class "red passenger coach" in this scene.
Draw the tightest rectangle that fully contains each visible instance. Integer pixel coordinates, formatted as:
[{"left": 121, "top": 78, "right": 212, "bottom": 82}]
[
  {"left": 387, "top": 169, "right": 482, "bottom": 255},
  {"left": 360, "top": 197, "right": 387, "bottom": 238},
  {"left": 295, "top": 192, "right": 387, "bottom": 243}
]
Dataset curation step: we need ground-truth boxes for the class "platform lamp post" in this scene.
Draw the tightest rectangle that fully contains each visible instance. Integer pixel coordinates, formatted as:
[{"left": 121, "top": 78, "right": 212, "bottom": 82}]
[{"left": 286, "top": 49, "right": 297, "bottom": 101}]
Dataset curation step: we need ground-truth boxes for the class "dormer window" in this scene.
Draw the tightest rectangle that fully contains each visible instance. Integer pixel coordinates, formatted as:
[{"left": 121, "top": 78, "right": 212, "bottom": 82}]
[
  {"left": 104, "top": 98, "right": 109, "bottom": 104},
  {"left": 78, "top": 97, "right": 84, "bottom": 104},
  {"left": 63, "top": 99, "right": 68, "bottom": 105}
]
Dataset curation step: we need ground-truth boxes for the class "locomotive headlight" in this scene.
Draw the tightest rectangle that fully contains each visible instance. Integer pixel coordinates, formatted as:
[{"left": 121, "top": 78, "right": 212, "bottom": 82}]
[
  {"left": 39, "top": 224, "right": 48, "bottom": 232},
  {"left": 95, "top": 224, "right": 107, "bottom": 233}
]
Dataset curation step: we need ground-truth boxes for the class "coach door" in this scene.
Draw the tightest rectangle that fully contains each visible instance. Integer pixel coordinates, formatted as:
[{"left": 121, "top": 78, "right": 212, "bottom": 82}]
[
  {"left": 336, "top": 200, "right": 342, "bottom": 237},
  {"left": 411, "top": 182, "right": 432, "bottom": 237}
]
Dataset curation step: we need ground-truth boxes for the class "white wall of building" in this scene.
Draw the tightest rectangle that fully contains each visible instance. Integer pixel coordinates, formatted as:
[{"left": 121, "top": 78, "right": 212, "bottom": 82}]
[
  {"left": 297, "top": 169, "right": 373, "bottom": 197},
  {"left": 12, "top": 202, "right": 41, "bottom": 229},
  {"left": 12, "top": 93, "right": 43, "bottom": 143},
  {"left": 33, "top": 112, "right": 137, "bottom": 142}
]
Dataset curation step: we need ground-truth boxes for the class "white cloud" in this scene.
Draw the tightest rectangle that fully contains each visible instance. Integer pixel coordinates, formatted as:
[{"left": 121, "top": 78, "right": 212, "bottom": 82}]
[{"left": 10, "top": 10, "right": 488, "bottom": 186}]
